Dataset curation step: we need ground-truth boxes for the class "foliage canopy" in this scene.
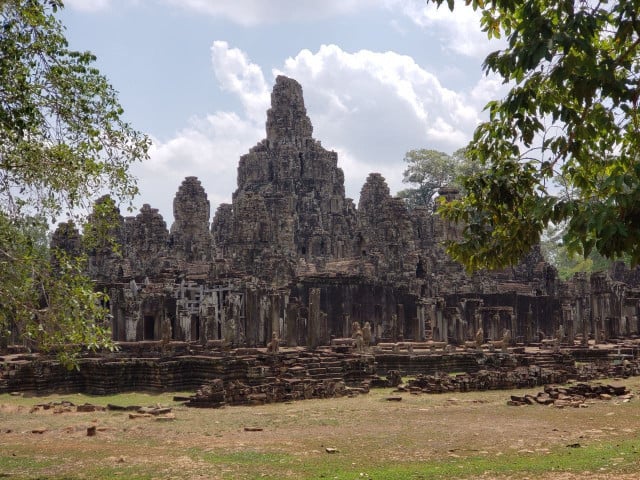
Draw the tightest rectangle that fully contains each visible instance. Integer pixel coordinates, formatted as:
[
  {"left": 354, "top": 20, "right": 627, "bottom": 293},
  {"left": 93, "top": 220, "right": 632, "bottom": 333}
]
[
  {"left": 397, "top": 148, "right": 474, "bottom": 210},
  {"left": 433, "top": 0, "right": 640, "bottom": 271},
  {"left": 0, "top": 0, "right": 149, "bottom": 366}
]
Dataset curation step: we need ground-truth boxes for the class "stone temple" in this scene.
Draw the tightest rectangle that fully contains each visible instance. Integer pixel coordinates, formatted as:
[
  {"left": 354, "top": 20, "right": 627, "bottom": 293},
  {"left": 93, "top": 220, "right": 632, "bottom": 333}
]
[{"left": 51, "top": 75, "right": 640, "bottom": 349}]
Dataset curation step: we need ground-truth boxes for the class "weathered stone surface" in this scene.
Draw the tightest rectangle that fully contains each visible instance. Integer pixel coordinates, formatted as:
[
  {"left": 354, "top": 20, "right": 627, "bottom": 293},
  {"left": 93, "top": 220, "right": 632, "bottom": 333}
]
[
  {"left": 508, "top": 383, "right": 631, "bottom": 407},
  {"left": 169, "top": 176, "right": 213, "bottom": 262},
  {"left": 215, "top": 76, "right": 357, "bottom": 281},
  {"left": 32, "top": 74, "right": 640, "bottom": 348},
  {"left": 356, "top": 173, "right": 417, "bottom": 281},
  {"left": 123, "top": 204, "right": 169, "bottom": 278},
  {"left": 50, "top": 221, "right": 82, "bottom": 259},
  {"left": 85, "top": 195, "right": 125, "bottom": 283},
  {"left": 3, "top": 346, "right": 639, "bottom": 408}
]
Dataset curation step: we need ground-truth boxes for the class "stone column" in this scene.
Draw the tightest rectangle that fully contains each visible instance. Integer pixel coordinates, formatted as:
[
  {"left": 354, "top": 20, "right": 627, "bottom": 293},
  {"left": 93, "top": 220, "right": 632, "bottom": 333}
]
[
  {"left": 343, "top": 313, "right": 351, "bottom": 339},
  {"left": 390, "top": 314, "right": 398, "bottom": 342},
  {"left": 397, "top": 304, "right": 405, "bottom": 340},
  {"left": 285, "top": 299, "right": 299, "bottom": 346},
  {"left": 244, "top": 289, "right": 260, "bottom": 347},
  {"left": 435, "top": 298, "right": 446, "bottom": 343},
  {"left": 561, "top": 302, "right": 574, "bottom": 344},
  {"left": 308, "top": 288, "right": 322, "bottom": 349},
  {"left": 416, "top": 300, "right": 427, "bottom": 341},
  {"left": 270, "top": 293, "right": 280, "bottom": 341}
]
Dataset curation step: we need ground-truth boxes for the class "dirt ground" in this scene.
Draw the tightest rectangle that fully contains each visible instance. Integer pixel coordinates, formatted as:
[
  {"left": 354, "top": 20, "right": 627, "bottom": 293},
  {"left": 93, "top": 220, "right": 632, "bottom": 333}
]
[{"left": 1, "top": 377, "right": 640, "bottom": 479}]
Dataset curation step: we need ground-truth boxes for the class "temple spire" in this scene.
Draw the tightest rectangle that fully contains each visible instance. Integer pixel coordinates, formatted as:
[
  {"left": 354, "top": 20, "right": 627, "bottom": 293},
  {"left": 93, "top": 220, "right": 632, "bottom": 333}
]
[{"left": 265, "top": 75, "right": 313, "bottom": 144}]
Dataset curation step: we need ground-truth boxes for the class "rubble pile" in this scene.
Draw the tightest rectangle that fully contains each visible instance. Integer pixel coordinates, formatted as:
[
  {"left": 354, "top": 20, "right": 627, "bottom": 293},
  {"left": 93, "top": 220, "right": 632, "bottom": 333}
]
[
  {"left": 575, "top": 358, "right": 640, "bottom": 380},
  {"left": 186, "top": 375, "right": 358, "bottom": 408},
  {"left": 508, "top": 383, "right": 633, "bottom": 407},
  {"left": 401, "top": 366, "right": 571, "bottom": 394},
  {"left": 185, "top": 349, "right": 373, "bottom": 407}
]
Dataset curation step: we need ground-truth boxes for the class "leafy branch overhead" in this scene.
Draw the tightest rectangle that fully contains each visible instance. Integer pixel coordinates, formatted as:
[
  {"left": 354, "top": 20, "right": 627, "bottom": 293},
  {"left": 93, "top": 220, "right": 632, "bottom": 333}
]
[
  {"left": 431, "top": 0, "right": 640, "bottom": 271},
  {"left": 0, "top": 0, "right": 149, "bottom": 366},
  {"left": 1, "top": 0, "right": 149, "bottom": 221}
]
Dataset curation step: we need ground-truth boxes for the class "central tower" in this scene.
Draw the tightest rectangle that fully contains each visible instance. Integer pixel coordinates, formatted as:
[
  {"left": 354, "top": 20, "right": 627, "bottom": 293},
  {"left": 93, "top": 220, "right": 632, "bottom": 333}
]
[{"left": 213, "top": 76, "right": 357, "bottom": 280}]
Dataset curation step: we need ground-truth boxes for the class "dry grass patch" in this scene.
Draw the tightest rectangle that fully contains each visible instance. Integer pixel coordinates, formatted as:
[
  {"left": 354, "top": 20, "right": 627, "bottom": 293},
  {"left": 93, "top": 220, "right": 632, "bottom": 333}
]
[{"left": 1, "top": 379, "right": 639, "bottom": 479}]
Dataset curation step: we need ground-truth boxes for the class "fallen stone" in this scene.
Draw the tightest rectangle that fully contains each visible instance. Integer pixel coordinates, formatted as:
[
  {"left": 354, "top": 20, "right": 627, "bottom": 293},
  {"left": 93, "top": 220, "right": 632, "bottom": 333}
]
[
  {"left": 128, "top": 413, "right": 152, "bottom": 419},
  {"left": 155, "top": 414, "right": 176, "bottom": 421},
  {"left": 77, "top": 404, "right": 105, "bottom": 413},
  {"left": 107, "top": 404, "right": 140, "bottom": 411},
  {"left": 137, "top": 406, "right": 172, "bottom": 416}
]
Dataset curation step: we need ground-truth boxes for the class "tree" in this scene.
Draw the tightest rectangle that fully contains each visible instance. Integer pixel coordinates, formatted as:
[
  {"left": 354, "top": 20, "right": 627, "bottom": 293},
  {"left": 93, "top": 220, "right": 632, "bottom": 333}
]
[
  {"left": 540, "top": 222, "right": 617, "bottom": 279},
  {"left": 397, "top": 148, "right": 475, "bottom": 209},
  {"left": 0, "top": 0, "right": 149, "bottom": 366},
  {"left": 432, "top": 0, "right": 640, "bottom": 271}
]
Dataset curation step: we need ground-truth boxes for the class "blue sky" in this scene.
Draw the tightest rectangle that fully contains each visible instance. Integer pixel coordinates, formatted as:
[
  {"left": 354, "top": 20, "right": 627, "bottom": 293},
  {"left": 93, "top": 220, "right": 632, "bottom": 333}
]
[{"left": 59, "top": 0, "right": 506, "bottom": 224}]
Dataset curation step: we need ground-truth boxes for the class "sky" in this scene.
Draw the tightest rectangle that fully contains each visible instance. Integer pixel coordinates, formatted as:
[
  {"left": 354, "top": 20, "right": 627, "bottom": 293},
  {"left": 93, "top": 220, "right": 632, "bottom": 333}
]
[{"left": 58, "top": 0, "right": 507, "bottom": 225}]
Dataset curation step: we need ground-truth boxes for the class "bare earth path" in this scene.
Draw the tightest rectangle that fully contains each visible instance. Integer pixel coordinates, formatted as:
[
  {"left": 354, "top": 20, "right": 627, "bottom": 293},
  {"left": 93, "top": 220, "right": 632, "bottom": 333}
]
[{"left": 1, "top": 378, "right": 640, "bottom": 479}]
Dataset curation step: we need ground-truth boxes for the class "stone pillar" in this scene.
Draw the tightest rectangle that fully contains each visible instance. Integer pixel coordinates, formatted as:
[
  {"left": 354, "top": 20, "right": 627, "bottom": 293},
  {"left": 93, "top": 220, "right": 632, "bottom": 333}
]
[
  {"left": 416, "top": 300, "right": 427, "bottom": 341},
  {"left": 243, "top": 289, "right": 259, "bottom": 347},
  {"left": 308, "top": 288, "right": 322, "bottom": 349},
  {"left": 270, "top": 293, "right": 280, "bottom": 341},
  {"left": 561, "top": 302, "right": 574, "bottom": 344},
  {"left": 231, "top": 292, "right": 245, "bottom": 346},
  {"left": 493, "top": 310, "right": 502, "bottom": 341},
  {"left": 285, "top": 299, "right": 299, "bottom": 346},
  {"left": 582, "top": 309, "right": 590, "bottom": 346},
  {"left": 410, "top": 317, "right": 421, "bottom": 342},
  {"left": 390, "top": 314, "right": 398, "bottom": 342},
  {"left": 435, "top": 298, "right": 446, "bottom": 343},
  {"left": 397, "top": 304, "right": 405, "bottom": 340},
  {"left": 343, "top": 313, "right": 351, "bottom": 339}
]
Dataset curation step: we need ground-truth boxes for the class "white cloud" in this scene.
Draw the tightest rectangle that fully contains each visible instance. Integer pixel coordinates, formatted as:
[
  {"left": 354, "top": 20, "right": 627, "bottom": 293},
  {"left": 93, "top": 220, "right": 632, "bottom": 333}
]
[
  {"left": 130, "top": 42, "right": 269, "bottom": 225},
  {"left": 64, "top": 0, "right": 112, "bottom": 11},
  {"left": 162, "top": 0, "right": 376, "bottom": 26},
  {"left": 469, "top": 72, "right": 509, "bottom": 109},
  {"left": 210, "top": 41, "right": 270, "bottom": 123},
  {"left": 394, "top": 1, "right": 502, "bottom": 58},
  {"left": 131, "top": 42, "right": 502, "bottom": 224},
  {"left": 275, "top": 44, "right": 486, "bottom": 197},
  {"left": 132, "top": 112, "right": 262, "bottom": 225}
]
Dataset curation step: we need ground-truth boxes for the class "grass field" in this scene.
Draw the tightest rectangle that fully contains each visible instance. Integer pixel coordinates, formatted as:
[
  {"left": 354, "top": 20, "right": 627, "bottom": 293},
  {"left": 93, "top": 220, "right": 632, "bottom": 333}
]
[{"left": 1, "top": 377, "right": 640, "bottom": 479}]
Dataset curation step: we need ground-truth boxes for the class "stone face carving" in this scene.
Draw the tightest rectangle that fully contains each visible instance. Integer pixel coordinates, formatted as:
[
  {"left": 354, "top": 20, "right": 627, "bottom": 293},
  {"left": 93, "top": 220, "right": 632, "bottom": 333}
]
[
  {"left": 218, "top": 75, "right": 357, "bottom": 278},
  {"left": 357, "top": 173, "right": 417, "bottom": 280},
  {"left": 54, "top": 75, "right": 640, "bottom": 349},
  {"left": 169, "top": 176, "right": 213, "bottom": 262},
  {"left": 50, "top": 221, "right": 82, "bottom": 259},
  {"left": 85, "top": 195, "right": 125, "bottom": 283},
  {"left": 124, "top": 204, "right": 169, "bottom": 278}
]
